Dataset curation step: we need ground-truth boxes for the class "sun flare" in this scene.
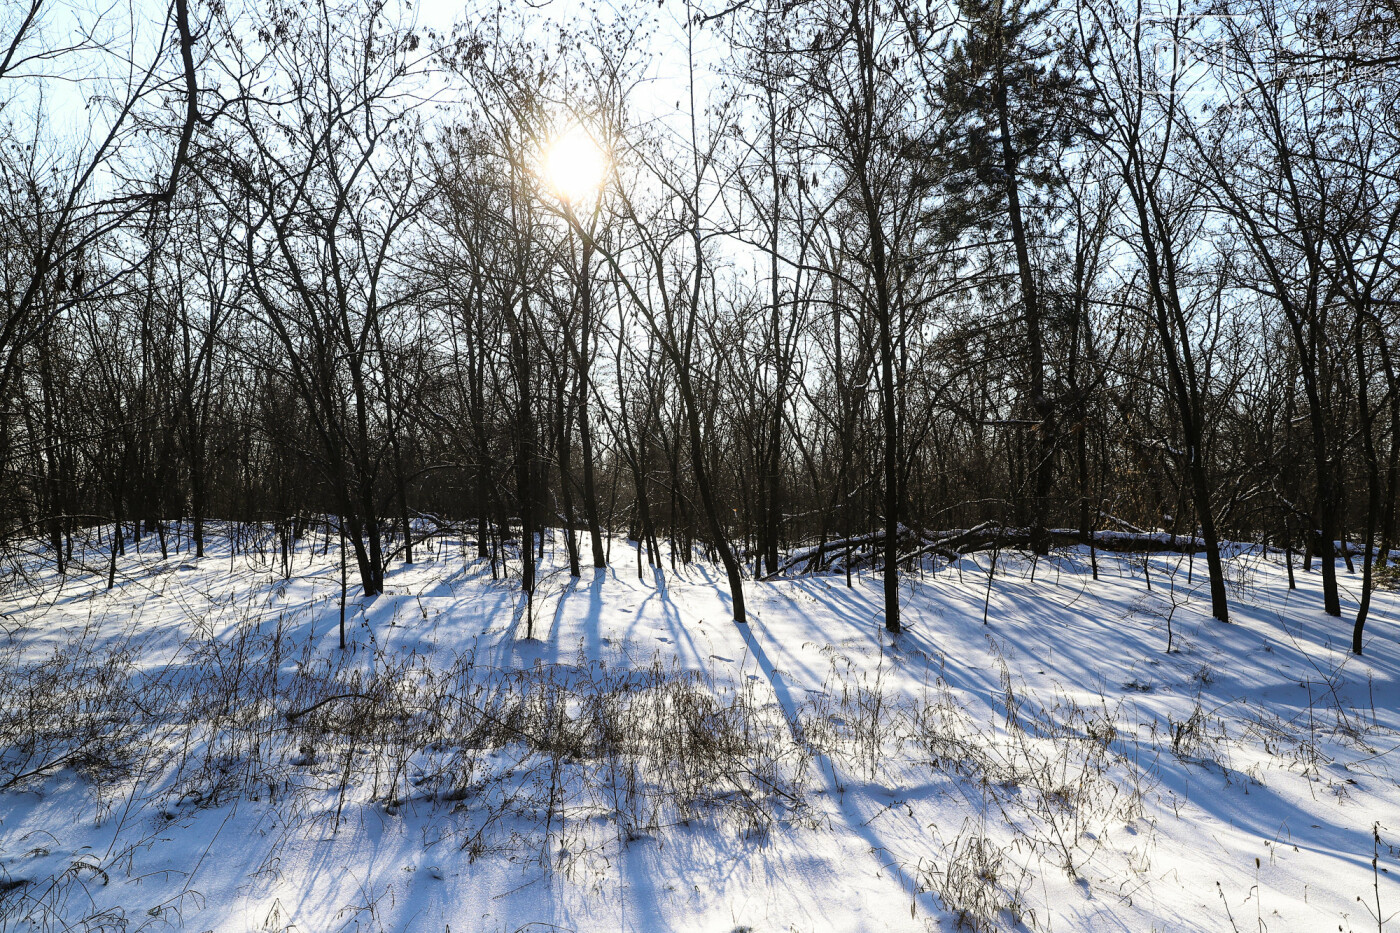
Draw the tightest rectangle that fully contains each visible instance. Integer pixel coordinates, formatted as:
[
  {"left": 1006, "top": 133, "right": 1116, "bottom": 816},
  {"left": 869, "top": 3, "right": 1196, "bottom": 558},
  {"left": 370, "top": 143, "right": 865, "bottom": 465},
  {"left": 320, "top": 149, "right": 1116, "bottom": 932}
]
[{"left": 543, "top": 126, "right": 608, "bottom": 203}]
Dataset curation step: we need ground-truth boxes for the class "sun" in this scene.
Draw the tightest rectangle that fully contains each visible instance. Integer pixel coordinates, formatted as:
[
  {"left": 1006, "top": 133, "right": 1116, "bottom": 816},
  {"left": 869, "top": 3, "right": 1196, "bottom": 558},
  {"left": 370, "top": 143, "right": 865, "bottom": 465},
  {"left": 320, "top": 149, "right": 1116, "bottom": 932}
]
[{"left": 542, "top": 126, "right": 608, "bottom": 203}]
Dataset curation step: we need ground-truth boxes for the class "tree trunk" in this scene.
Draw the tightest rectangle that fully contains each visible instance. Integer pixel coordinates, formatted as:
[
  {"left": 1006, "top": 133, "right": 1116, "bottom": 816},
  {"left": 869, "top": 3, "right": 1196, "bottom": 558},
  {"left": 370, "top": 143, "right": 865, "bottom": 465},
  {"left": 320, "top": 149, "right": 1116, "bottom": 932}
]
[{"left": 995, "top": 80, "right": 1053, "bottom": 555}]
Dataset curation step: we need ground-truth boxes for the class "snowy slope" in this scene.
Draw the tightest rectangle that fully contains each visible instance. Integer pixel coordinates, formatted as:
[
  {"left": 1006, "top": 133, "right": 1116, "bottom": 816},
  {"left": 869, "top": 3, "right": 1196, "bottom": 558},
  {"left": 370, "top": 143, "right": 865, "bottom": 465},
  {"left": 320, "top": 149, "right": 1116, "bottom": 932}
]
[{"left": 1, "top": 527, "right": 1397, "bottom": 932}]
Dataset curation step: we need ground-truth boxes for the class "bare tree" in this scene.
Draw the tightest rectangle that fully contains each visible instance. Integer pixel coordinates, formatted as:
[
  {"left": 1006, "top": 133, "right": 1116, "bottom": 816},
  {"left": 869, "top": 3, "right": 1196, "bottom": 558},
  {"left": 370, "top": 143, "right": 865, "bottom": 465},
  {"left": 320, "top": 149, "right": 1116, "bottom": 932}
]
[{"left": 209, "top": 0, "right": 428, "bottom": 596}]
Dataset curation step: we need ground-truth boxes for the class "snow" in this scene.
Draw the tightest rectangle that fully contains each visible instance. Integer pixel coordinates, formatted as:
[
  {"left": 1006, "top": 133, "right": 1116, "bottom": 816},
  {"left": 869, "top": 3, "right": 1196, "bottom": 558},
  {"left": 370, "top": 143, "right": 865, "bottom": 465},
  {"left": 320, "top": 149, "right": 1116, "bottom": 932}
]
[{"left": 1, "top": 526, "right": 1398, "bottom": 932}]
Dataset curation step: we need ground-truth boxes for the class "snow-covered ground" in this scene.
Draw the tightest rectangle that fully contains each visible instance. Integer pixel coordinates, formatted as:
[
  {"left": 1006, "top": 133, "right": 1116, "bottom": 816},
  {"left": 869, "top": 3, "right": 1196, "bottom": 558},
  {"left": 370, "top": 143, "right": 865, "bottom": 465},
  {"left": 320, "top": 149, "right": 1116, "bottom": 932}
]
[{"left": 1, "top": 526, "right": 1397, "bottom": 932}]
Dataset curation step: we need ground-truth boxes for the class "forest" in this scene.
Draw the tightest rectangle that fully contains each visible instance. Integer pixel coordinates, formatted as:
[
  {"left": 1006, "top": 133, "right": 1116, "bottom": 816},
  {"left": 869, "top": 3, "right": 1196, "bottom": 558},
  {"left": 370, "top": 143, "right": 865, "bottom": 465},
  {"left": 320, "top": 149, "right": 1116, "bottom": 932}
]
[
  {"left": 5, "top": 0, "right": 1398, "bottom": 643},
  {"left": 1, "top": 0, "right": 1399, "bottom": 929}
]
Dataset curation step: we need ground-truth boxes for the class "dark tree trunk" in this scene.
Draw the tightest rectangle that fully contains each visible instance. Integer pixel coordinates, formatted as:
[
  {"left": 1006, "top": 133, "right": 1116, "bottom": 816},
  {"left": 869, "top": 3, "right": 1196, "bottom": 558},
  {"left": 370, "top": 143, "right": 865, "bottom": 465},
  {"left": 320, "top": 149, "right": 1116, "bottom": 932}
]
[{"left": 995, "top": 81, "right": 1053, "bottom": 556}]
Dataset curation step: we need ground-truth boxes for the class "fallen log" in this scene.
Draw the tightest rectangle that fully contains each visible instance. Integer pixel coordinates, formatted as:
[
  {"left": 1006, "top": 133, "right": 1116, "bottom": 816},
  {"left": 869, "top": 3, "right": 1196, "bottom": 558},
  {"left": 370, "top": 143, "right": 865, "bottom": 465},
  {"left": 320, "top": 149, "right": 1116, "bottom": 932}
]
[{"left": 767, "top": 525, "right": 1220, "bottom": 577}]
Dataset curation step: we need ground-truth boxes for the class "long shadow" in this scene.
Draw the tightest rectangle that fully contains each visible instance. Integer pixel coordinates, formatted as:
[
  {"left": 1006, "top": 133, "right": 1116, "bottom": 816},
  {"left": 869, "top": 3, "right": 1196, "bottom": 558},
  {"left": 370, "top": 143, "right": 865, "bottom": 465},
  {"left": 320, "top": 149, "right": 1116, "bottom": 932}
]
[
  {"left": 542, "top": 573, "right": 578, "bottom": 665},
  {"left": 742, "top": 579, "right": 884, "bottom": 705},
  {"left": 644, "top": 565, "right": 712, "bottom": 672},
  {"left": 586, "top": 565, "right": 606, "bottom": 662},
  {"left": 733, "top": 615, "right": 939, "bottom": 920},
  {"left": 1139, "top": 736, "right": 1400, "bottom": 890}
]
